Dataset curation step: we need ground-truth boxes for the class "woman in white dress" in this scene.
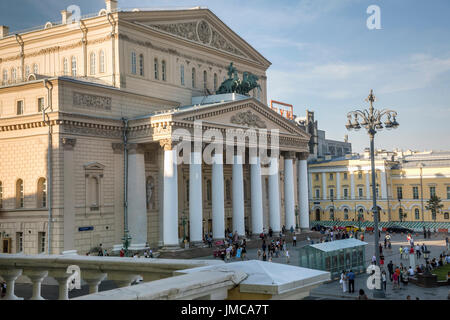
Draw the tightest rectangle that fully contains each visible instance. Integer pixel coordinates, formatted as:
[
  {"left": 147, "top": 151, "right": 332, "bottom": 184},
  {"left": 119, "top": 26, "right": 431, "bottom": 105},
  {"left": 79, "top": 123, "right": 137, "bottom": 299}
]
[{"left": 340, "top": 270, "right": 348, "bottom": 293}]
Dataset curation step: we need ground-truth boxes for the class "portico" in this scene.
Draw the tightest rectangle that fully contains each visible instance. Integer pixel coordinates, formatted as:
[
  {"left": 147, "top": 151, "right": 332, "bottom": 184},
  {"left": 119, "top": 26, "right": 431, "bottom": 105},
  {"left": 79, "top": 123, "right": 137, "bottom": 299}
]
[{"left": 117, "top": 95, "right": 311, "bottom": 249}]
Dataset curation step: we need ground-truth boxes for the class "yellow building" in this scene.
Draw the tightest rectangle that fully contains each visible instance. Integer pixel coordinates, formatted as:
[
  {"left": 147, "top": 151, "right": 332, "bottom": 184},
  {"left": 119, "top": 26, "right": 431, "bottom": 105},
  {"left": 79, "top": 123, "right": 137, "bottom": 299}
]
[{"left": 308, "top": 150, "right": 450, "bottom": 227}]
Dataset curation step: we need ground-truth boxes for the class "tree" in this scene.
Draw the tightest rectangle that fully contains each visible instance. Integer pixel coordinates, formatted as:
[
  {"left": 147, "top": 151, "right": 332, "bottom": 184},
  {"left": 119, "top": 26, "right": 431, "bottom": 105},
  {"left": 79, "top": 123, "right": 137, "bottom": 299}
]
[{"left": 425, "top": 195, "right": 444, "bottom": 222}]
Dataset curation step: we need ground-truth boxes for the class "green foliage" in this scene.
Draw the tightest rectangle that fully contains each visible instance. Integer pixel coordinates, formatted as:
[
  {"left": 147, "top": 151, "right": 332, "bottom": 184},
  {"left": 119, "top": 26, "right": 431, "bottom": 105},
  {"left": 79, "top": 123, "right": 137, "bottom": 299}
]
[{"left": 425, "top": 195, "right": 444, "bottom": 221}]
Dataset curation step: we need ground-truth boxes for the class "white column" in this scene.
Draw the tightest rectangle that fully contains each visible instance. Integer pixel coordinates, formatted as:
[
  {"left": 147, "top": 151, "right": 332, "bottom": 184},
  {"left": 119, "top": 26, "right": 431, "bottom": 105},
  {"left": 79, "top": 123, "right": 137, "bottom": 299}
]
[
  {"left": 232, "top": 154, "right": 245, "bottom": 237},
  {"left": 212, "top": 152, "right": 225, "bottom": 240},
  {"left": 298, "top": 157, "right": 310, "bottom": 230},
  {"left": 268, "top": 156, "right": 281, "bottom": 232},
  {"left": 163, "top": 147, "right": 179, "bottom": 247},
  {"left": 0, "top": 269, "right": 24, "bottom": 300},
  {"left": 189, "top": 152, "right": 203, "bottom": 244},
  {"left": 350, "top": 171, "right": 355, "bottom": 199},
  {"left": 336, "top": 172, "right": 341, "bottom": 200},
  {"left": 366, "top": 171, "right": 371, "bottom": 200},
  {"left": 24, "top": 269, "right": 48, "bottom": 300},
  {"left": 381, "top": 169, "right": 388, "bottom": 200},
  {"left": 250, "top": 156, "right": 264, "bottom": 235},
  {"left": 284, "top": 155, "right": 295, "bottom": 231},
  {"left": 322, "top": 172, "right": 327, "bottom": 200},
  {"left": 127, "top": 144, "right": 147, "bottom": 250}
]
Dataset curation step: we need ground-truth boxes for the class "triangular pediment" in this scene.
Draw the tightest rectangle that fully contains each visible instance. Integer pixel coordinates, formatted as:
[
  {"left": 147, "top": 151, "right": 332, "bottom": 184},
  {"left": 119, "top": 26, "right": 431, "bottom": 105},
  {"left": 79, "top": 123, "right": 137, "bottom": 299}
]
[
  {"left": 83, "top": 162, "right": 105, "bottom": 171},
  {"left": 173, "top": 98, "right": 310, "bottom": 140},
  {"left": 121, "top": 9, "right": 271, "bottom": 67}
]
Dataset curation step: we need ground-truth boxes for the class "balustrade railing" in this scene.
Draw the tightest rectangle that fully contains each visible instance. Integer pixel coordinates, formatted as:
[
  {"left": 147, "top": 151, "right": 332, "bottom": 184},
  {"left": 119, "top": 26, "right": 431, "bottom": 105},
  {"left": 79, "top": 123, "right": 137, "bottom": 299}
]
[{"left": 0, "top": 254, "right": 225, "bottom": 300}]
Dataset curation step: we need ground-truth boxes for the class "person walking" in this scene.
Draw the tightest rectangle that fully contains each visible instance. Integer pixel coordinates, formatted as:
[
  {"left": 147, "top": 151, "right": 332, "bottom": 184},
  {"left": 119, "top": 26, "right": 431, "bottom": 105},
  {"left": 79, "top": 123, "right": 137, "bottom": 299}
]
[
  {"left": 381, "top": 270, "right": 387, "bottom": 291},
  {"left": 387, "top": 260, "right": 394, "bottom": 281},
  {"left": 285, "top": 249, "right": 290, "bottom": 264},
  {"left": 392, "top": 271, "right": 399, "bottom": 289},
  {"left": 292, "top": 235, "right": 297, "bottom": 247},
  {"left": 399, "top": 246, "right": 403, "bottom": 260},
  {"left": 340, "top": 270, "right": 348, "bottom": 293},
  {"left": 347, "top": 270, "right": 355, "bottom": 293},
  {"left": 446, "top": 236, "right": 449, "bottom": 251}
]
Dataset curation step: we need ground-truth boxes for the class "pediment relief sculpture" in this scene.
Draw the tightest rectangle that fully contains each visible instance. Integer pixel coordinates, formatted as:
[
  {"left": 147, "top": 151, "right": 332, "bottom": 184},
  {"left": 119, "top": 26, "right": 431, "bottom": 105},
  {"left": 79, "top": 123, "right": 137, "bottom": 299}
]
[
  {"left": 230, "top": 110, "right": 267, "bottom": 128},
  {"left": 147, "top": 20, "right": 245, "bottom": 57}
]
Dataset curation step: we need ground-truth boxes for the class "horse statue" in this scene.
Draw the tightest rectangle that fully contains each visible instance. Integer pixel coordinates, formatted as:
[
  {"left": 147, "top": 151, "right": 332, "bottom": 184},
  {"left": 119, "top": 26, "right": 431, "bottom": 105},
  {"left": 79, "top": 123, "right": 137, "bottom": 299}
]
[{"left": 237, "top": 72, "right": 260, "bottom": 95}]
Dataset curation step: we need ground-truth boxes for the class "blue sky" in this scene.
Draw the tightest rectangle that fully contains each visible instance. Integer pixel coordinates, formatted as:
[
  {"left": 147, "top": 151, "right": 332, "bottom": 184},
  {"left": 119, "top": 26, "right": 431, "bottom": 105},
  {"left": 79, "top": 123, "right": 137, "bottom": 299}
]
[{"left": 2, "top": 0, "right": 450, "bottom": 153}]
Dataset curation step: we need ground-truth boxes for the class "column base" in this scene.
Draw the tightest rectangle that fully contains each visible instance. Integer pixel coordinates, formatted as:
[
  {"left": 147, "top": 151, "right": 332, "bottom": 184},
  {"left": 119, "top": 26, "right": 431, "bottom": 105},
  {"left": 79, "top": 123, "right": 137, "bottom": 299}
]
[
  {"left": 128, "top": 243, "right": 149, "bottom": 251},
  {"left": 159, "top": 244, "right": 183, "bottom": 252},
  {"left": 189, "top": 241, "right": 205, "bottom": 248}
]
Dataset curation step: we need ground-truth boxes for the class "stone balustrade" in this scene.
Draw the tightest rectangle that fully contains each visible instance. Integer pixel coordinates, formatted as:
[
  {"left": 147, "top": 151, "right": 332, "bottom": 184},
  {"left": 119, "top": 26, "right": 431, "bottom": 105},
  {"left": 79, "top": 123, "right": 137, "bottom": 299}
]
[{"left": 0, "top": 254, "right": 225, "bottom": 300}]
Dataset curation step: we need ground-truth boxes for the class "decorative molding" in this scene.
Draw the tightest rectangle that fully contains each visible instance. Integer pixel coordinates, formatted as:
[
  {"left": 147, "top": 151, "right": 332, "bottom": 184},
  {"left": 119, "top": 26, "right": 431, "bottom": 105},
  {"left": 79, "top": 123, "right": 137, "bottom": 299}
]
[
  {"left": 73, "top": 92, "right": 112, "bottom": 111},
  {"left": 230, "top": 110, "right": 266, "bottom": 128},
  {"left": 61, "top": 137, "right": 76, "bottom": 150},
  {"left": 147, "top": 20, "right": 245, "bottom": 57},
  {"left": 111, "top": 142, "right": 124, "bottom": 154}
]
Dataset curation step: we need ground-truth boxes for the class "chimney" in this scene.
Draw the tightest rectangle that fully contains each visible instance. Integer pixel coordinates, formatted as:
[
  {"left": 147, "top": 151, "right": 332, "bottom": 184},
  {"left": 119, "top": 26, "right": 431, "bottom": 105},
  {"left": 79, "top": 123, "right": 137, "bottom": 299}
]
[
  {"left": 105, "top": 0, "right": 118, "bottom": 13},
  {"left": 0, "top": 25, "right": 9, "bottom": 38},
  {"left": 61, "top": 10, "right": 72, "bottom": 24}
]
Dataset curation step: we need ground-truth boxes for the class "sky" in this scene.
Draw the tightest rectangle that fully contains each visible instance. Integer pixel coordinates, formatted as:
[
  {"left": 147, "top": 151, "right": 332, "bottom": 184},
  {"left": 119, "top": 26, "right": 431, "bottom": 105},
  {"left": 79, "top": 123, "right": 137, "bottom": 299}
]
[{"left": 1, "top": 0, "right": 450, "bottom": 153}]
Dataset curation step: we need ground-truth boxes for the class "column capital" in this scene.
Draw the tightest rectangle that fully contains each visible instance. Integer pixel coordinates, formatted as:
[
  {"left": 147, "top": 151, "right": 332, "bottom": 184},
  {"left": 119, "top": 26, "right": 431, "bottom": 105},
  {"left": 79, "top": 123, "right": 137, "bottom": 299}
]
[
  {"left": 111, "top": 142, "right": 124, "bottom": 154},
  {"left": 127, "top": 143, "right": 145, "bottom": 154},
  {"left": 296, "top": 152, "right": 309, "bottom": 160},
  {"left": 61, "top": 137, "right": 76, "bottom": 150},
  {"left": 282, "top": 151, "right": 296, "bottom": 159},
  {"left": 159, "top": 138, "right": 180, "bottom": 151}
]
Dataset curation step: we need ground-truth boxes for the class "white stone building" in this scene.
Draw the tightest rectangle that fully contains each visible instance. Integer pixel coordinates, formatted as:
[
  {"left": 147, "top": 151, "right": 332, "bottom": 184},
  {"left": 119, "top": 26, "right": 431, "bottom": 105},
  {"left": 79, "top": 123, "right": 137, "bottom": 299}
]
[{"left": 0, "top": 1, "right": 311, "bottom": 254}]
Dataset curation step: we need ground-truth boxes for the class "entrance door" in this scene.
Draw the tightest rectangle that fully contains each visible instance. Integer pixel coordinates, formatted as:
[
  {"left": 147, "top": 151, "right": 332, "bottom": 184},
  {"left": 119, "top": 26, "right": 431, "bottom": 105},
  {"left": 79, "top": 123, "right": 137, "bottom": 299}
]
[
  {"left": 2, "top": 238, "right": 11, "bottom": 253},
  {"left": 315, "top": 209, "right": 321, "bottom": 221}
]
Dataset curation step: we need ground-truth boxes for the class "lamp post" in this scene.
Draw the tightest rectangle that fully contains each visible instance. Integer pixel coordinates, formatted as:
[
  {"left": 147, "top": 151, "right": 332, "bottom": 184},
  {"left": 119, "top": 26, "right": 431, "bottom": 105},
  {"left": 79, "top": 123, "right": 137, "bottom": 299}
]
[{"left": 346, "top": 90, "right": 399, "bottom": 298}]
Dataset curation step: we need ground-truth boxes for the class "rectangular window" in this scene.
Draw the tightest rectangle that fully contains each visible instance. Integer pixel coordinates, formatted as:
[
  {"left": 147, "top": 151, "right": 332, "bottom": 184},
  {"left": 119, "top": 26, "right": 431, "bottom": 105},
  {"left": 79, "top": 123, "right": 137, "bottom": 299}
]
[
  {"left": 447, "top": 186, "right": 450, "bottom": 200},
  {"left": 397, "top": 187, "right": 403, "bottom": 200},
  {"left": 415, "top": 209, "right": 420, "bottom": 220},
  {"left": 180, "top": 65, "right": 185, "bottom": 86},
  {"left": 329, "top": 188, "right": 334, "bottom": 199},
  {"left": 358, "top": 172, "right": 362, "bottom": 179},
  {"left": 17, "top": 100, "right": 24, "bottom": 115},
  {"left": 131, "top": 52, "right": 136, "bottom": 75},
  {"left": 329, "top": 173, "right": 333, "bottom": 180},
  {"left": 38, "top": 232, "right": 45, "bottom": 253},
  {"left": 343, "top": 188, "right": 348, "bottom": 199},
  {"left": 315, "top": 189, "right": 320, "bottom": 199},
  {"left": 315, "top": 174, "right": 319, "bottom": 181},
  {"left": 38, "top": 97, "right": 44, "bottom": 113},
  {"left": 16, "top": 232, "right": 23, "bottom": 253},
  {"left": 430, "top": 186, "right": 436, "bottom": 198},
  {"left": 343, "top": 173, "right": 348, "bottom": 180},
  {"left": 413, "top": 186, "right": 419, "bottom": 199},
  {"left": 358, "top": 188, "right": 364, "bottom": 198}
]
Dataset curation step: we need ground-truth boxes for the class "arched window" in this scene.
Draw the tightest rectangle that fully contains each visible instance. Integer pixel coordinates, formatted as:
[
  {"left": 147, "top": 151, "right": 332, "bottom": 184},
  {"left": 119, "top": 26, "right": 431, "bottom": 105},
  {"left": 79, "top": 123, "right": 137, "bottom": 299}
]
[
  {"left": 203, "top": 70, "right": 207, "bottom": 90},
  {"left": 25, "top": 65, "right": 30, "bottom": 78},
  {"left": 154, "top": 58, "right": 159, "bottom": 79},
  {"left": 0, "top": 181, "right": 3, "bottom": 209},
  {"left": 398, "top": 208, "right": 403, "bottom": 221},
  {"left": 16, "top": 179, "right": 24, "bottom": 208},
  {"left": 344, "top": 208, "right": 349, "bottom": 220},
  {"left": 99, "top": 50, "right": 105, "bottom": 73},
  {"left": 11, "top": 68, "right": 16, "bottom": 82},
  {"left": 225, "top": 179, "right": 231, "bottom": 201},
  {"left": 329, "top": 208, "right": 334, "bottom": 221},
  {"left": 180, "top": 65, "right": 185, "bottom": 85},
  {"left": 139, "top": 54, "right": 144, "bottom": 76},
  {"left": 89, "top": 52, "right": 96, "bottom": 75},
  {"left": 162, "top": 60, "right": 166, "bottom": 81},
  {"left": 206, "top": 179, "right": 212, "bottom": 202},
  {"left": 214, "top": 73, "right": 217, "bottom": 92},
  {"left": 37, "top": 178, "right": 47, "bottom": 208},
  {"left": 63, "top": 58, "right": 68, "bottom": 76},
  {"left": 71, "top": 56, "right": 77, "bottom": 76},
  {"left": 33, "top": 63, "right": 38, "bottom": 74},
  {"left": 2, "top": 69, "right": 7, "bottom": 84},
  {"left": 415, "top": 208, "right": 420, "bottom": 220},
  {"left": 131, "top": 52, "right": 136, "bottom": 74},
  {"left": 192, "top": 67, "right": 196, "bottom": 88},
  {"left": 358, "top": 208, "right": 364, "bottom": 219}
]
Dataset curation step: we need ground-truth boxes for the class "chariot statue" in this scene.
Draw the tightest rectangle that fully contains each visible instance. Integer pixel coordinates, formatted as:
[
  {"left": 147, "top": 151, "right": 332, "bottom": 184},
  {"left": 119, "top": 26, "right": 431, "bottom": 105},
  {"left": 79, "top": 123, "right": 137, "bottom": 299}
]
[{"left": 216, "top": 62, "right": 261, "bottom": 95}]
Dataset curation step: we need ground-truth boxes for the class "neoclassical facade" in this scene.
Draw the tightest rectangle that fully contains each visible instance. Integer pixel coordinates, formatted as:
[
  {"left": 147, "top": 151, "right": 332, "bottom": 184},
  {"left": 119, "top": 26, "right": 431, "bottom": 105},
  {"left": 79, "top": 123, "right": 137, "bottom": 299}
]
[{"left": 0, "top": 1, "right": 311, "bottom": 254}]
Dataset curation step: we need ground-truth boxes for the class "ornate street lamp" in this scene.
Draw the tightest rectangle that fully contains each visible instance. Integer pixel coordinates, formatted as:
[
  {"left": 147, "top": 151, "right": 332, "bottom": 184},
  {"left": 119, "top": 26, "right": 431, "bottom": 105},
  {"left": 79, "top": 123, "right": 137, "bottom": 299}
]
[{"left": 346, "top": 90, "right": 399, "bottom": 298}]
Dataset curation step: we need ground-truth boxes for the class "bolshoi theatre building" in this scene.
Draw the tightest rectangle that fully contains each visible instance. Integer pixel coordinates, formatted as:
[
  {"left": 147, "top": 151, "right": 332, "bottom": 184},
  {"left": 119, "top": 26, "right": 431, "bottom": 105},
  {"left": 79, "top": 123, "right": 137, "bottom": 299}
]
[{"left": 0, "top": 1, "right": 311, "bottom": 255}]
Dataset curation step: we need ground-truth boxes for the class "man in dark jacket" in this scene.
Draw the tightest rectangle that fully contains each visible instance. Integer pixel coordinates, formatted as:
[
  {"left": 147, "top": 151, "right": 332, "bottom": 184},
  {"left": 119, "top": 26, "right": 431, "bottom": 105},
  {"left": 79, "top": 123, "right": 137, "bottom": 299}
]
[{"left": 387, "top": 260, "right": 394, "bottom": 281}]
